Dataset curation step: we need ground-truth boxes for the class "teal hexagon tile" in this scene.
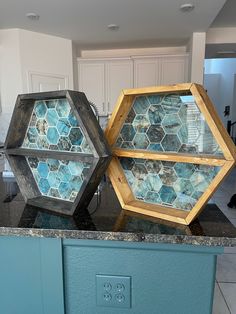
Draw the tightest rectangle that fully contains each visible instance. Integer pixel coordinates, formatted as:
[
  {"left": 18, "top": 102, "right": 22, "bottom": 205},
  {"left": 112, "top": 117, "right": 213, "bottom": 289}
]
[
  {"left": 123, "top": 170, "right": 135, "bottom": 186},
  {"left": 159, "top": 185, "right": 177, "bottom": 204},
  {"left": 69, "top": 128, "right": 83, "bottom": 146},
  {"left": 147, "top": 174, "right": 162, "bottom": 192},
  {"left": 179, "top": 144, "right": 197, "bottom": 154},
  {"left": 57, "top": 118, "right": 71, "bottom": 136},
  {"left": 47, "top": 127, "right": 59, "bottom": 145},
  {"left": 45, "top": 100, "right": 57, "bottom": 109},
  {"left": 148, "top": 104, "right": 165, "bottom": 124},
  {"left": 29, "top": 113, "right": 37, "bottom": 127},
  {"left": 121, "top": 142, "right": 134, "bottom": 149},
  {"left": 159, "top": 167, "right": 178, "bottom": 185},
  {"left": 161, "top": 134, "right": 181, "bottom": 152},
  {"left": 36, "top": 136, "right": 49, "bottom": 149},
  {"left": 190, "top": 171, "right": 210, "bottom": 192},
  {"left": 38, "top": 178, "right": 50, "bottom": 194},
  {"left": 174, "top": 163, "right": 195, "bottom": 178},
  {"left": 177, "top": 124, "right": 188, "bottom": 143},
  {"left": 28, "top": 157, "right": 39, "bottom": 169},
  {"left": 68, "top": 161, "right": 84, "bottom": 176},
  {"left": 56, "top": 99, "right": 70, "bottom": 117},
  {"left": 173, "top": 194, "right": 196, "bottom": 211},
  {"left": 178, "top": 104, "right": 188, "bottom": 123},
  {"left": 120, "top": 157, "right": 135, "bottom": 170},
  {"left": 58, "top": 137, "right": 72, "bottom": 151},
  {"left": 147, "top": 143, "right": 163, "bottom": 151},
  {"left": 133, "top": 115, "right": 149, "bottom": 133},
  {"left": 131, "top": 163, "right": 148, "bottom": 179},
  {"left": 37, "top": 162, "right": 49, "bottom": 178},
  {"left": 145, "top": 160, "right": 162, "bottom": 173},
  {"left": 47, "top": 172, "right": 60, "bottom": 188},
  {"left": 144, "top": 191, "right": 161, "bottom": 204},
  {"left": 49, "top": 188, "right": 61, "bottom": 198},
  {"left": 133, "top": 179, "right": 151, "bottom": 199},
  {"left": 68, "top": 111, "right": 79, "bottom": 127},
  {"left": 36, "top": 119, "right": 48, "bottom": 135},
  {"left": 120, "top": 124, "right": 136, "bottom": 141},
  {"left": 133, "top": 133, "right": 149, "bottom": 149},
  {"left": 58, "top": 164, "right": 72, "bottom": 182},
  {"left": 133, "top": 96, "right": 150, "bottom": 114},
  {"left": 173, "top": 178, "right": 194, "bottom": 196},
  {"left": 58, "top": 182, "right": 72, "bottom": 199},
  {"left": 147, "top": 95, "right": 162, "bottom": 105},
  {"left": 46, "top": 109, "right": 59, "bottom": 126},
  {"left": 161, "top": 94, "right": 182, "bottom": 113},
  {"left": 48, "top": 159, "right": 60, "bottom": 171},
  {"left": 27, "top": 127, "right": 38, "bottom": 143},
  {"left": 126, "top": 107, "right": 135, "bottom": 123},
  {"left": 70, "top": 176, "right": 83, "bottom": 191},
  {"left": 192, "top": 190, "right": 203, "bottom": 200},
  {"left": 162, "top": 113, "right": 182, "bottom": 134},
  {"left": 35, "top": 101, "right": 47, "bottom": 118},
  {"left": 147, "top": 125, "right": 164, "bottom": 142}
]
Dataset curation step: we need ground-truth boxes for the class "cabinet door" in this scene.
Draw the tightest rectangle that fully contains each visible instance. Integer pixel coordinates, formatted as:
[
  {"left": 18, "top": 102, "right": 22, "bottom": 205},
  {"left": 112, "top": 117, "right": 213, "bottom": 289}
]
[
  {"left": 160, "top": 56, "right": 188, "bottom": 85},
  {"left": 134, "top": 58, "right": 159, "bottom": 88},
  {"left": 79, "top": 62, "right": 106, "bottom": 115},
  {"left": 28, "top": 72, "right": 68, "bottom": 92},
  {"left": 106, "top": 60, "right": 133, "bottom": 114}
]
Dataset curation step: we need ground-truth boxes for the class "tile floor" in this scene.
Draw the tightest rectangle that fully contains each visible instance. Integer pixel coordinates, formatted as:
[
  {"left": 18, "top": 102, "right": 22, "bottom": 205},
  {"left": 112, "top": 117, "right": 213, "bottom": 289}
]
[{"left": 212, "top": 168, "right": 236, "bottom": 314}]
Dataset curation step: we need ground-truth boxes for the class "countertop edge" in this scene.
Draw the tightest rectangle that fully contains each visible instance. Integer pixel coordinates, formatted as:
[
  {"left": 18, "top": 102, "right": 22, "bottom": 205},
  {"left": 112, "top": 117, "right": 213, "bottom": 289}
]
[{"left": 0, "top": 227, "right": 236, "bottom": 247}]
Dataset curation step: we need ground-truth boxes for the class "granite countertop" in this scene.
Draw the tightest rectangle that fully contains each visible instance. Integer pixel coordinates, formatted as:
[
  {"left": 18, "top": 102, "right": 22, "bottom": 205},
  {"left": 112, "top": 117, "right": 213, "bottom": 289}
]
[{"left": 0, "top": 173, "right": 236, "bottom": 247}]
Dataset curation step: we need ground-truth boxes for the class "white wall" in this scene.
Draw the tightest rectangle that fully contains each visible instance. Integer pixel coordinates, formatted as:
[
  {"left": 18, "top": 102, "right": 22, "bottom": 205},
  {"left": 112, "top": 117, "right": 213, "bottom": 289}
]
[
  {"left": 0, "top": 29, "right": 74, "bottom": 142},
  {"left": 0, "top": 29, "right": 23, "bottom": 142},
  {"left": 18, "top": 29, "right": 74, "bottom": 92},
  {"left": 204, "top": 58, "right": 236, "bottom": 126}
]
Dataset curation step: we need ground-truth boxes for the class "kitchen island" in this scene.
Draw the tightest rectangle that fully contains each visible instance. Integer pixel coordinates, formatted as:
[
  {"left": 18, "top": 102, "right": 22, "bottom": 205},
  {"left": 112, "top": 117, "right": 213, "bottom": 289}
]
[{"left": 0, "top": 174, "right": 236, "bottom": 314}]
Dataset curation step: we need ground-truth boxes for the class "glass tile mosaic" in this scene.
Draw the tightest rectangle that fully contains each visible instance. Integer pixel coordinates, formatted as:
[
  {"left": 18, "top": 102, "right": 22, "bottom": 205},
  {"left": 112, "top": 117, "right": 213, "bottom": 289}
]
[
  {"left": 27, "top": 157, "right": 91, "bottom": 202},
  {"left": 119, "top": 157, "right": 221, "bottom": 211},
  {"left": 116, "top": 94, "right": 223, "bottom": 156},
  {"left": 22, "top": 99, "right": 92, "bottom": 154}
]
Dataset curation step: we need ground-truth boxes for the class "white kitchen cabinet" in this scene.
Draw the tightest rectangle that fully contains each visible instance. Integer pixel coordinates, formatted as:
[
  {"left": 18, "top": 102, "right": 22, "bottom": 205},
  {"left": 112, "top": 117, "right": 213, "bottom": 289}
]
[
  {"left": 78, "top": 59, "right": 133, "bottom": 115},
  {"left": 134, "top": 55, "right": 188, "bottom": 88}
]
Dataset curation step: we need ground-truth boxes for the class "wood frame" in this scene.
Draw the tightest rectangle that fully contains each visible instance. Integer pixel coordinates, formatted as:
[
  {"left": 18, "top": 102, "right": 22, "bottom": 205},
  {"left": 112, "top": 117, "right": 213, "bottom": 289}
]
[
  {"left": 4, "top": 90, "right": 111, "bottom": 215},
  {"left": 105, "top": 83, "right": 236, "bottom": 225}
]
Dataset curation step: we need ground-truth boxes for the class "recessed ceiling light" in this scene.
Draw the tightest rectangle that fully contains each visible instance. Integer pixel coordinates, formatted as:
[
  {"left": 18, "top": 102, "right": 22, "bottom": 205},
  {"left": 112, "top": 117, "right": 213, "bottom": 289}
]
[
  {"left": 107, "top": 24, "right": 119, "bottom": 31},
  {"left": 180, "top": 3, "right": 195, "bottom": 12},
  {"left": 26, "top": 13, "right": 40, "bottom": 21}
]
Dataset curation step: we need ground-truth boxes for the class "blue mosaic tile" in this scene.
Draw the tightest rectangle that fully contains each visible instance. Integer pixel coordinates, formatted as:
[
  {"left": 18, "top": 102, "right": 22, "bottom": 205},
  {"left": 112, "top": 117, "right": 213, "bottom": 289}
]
[
  {"left": 115, "top": 93, "right": 223, "bottom": 155},
  {"left": 27, "top": 157, "right": 91, "bottom": 202},
  {"left": 119, "top": 157, "right": 221, "bottom": 211},
  {"left": 22, "top": 99, "right": 92, "bottom": 154}
]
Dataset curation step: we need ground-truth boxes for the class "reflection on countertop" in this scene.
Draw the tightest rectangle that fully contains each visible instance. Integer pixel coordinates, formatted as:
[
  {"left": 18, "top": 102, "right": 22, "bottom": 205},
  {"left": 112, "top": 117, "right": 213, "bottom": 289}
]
[{"left": 0, "top": 173, "right": 236, "bottom": 246}]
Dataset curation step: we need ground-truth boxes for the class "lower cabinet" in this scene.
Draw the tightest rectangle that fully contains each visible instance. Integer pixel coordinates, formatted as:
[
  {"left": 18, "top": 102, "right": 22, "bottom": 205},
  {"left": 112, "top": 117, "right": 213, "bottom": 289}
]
[
  {"left": 63, "top": 239, "right": 222, "bottom": 314},
  {"left": 0, "top": 236, "right": 222, "bottom": 314}
]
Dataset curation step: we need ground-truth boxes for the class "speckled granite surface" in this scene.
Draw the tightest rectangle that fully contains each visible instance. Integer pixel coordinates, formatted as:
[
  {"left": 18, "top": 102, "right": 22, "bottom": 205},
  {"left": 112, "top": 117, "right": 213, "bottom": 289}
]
[{"left": 0, "top": 174, "right": 236, "bottom": 247}]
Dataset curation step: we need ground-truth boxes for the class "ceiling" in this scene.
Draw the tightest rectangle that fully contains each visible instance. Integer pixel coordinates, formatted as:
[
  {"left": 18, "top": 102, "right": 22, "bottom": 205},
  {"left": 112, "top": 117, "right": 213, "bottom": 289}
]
[{"left": 0, "top": 0, "right": 227, "bottom": 50}]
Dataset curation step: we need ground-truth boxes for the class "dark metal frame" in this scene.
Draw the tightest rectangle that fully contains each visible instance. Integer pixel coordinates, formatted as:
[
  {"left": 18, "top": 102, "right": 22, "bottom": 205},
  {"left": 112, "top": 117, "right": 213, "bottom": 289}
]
[{"left": 4, "top": 90, "right": 111, "bottom": 215}]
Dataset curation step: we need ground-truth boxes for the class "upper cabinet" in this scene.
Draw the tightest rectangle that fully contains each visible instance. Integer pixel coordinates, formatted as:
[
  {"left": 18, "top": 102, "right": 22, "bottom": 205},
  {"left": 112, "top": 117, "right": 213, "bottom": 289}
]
[
  {"left": 78, "top": 54, "right": 188, "bottom": 115},
  {"left": 78, "top": 59, "right": 133, "bottom": 115},
  {"left": 134, "top": 55, "right": 188, "bottom": 88}
]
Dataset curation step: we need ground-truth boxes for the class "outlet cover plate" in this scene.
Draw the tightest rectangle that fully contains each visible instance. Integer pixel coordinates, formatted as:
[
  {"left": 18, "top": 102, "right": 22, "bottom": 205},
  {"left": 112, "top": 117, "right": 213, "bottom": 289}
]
[{"left": 96, "top": 274, "right": 131, "bottom": 308}]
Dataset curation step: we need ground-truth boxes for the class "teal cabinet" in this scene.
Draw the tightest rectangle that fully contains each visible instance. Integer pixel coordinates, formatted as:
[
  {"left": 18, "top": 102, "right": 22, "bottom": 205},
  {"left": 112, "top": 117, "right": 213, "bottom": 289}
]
[
  {"left": 0, "top": 236, "right": 223, "bottom": 314},
  {"left": 63, "top": 240, "right": 222, "bottom": 314},
  {"left": 0, "top": 237, "right": 64, "bottom": 314}
]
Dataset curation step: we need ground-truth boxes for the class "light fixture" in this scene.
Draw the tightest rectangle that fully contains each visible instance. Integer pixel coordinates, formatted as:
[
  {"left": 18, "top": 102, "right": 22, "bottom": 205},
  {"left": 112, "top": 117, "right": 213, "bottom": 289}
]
[
  {"left": 26, "top": 13, "right": 40, "bottom": 21},
  {"left": 107, "top": 24, "right": 119, "bottom": 31},
  {"left": 180, "top": 3, "right": 195, "bottom": 12}
]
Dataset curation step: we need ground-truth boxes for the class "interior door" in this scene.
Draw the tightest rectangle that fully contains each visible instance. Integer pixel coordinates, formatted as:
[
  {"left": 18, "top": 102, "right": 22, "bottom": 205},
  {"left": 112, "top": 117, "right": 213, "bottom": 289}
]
[{"left": 28, "top": 72, "right": 68, "bottom": 92}]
